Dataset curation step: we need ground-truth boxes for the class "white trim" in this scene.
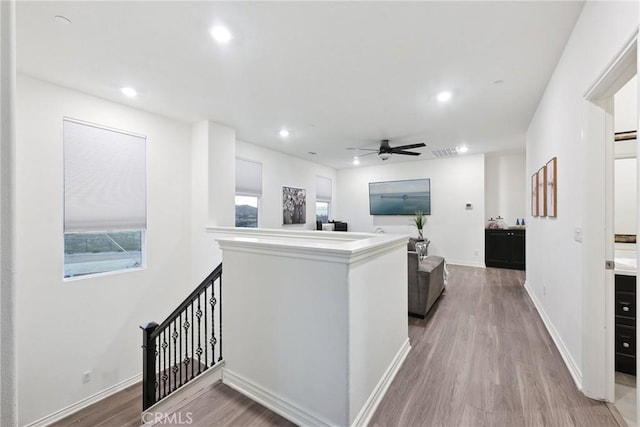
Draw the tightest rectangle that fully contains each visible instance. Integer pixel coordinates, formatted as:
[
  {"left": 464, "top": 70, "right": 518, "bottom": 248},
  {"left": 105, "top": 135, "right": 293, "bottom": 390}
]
[
  {"left": 524, "top": 281, "right": 583, "bottom": 390},
  {"left": 23, "top": 373, "right": 142, "bottom": 427},
  {"left": 350, "top": 338, "right": 411, "bottom": 427},
  {"left": 211, "top": 227, "right": 409, "bottom": 265},
  {"left": 222, "top": 369, "right": 336, "bottom": 427},
  {"left": 143, "top": 362, "right": 224, "bottom": 425}
]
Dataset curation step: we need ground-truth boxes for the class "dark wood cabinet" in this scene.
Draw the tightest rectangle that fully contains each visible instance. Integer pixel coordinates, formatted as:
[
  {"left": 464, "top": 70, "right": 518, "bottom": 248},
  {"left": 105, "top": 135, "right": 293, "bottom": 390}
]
[
  {"left": 616, "top": 274, "right": 636, "bottom": 375},
  {"left": 485, "top": 229, "right": 526, "bottom": 270}
]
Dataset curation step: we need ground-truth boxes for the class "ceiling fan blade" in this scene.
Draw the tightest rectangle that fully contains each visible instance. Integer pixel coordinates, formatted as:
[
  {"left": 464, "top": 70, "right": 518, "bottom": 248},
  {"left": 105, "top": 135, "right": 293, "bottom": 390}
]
[
  {"left": 392, "top": 150, "right": 421, "bottom": 156},
  {"left": 357, "top": 151, "right": 380, "bottom": 157},
  {"left": 347, "top": 147, "right": 379, "bottom": 151},
  {"left": 391, "top": 142, "right": 426, "bottom": 151}
]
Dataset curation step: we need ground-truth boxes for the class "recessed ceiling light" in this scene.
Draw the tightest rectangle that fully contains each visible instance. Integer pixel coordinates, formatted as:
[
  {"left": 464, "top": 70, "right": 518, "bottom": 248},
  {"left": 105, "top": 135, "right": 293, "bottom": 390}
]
[
  {"left": 120, "top": 87, "right": 137, "bottom": 98},
  {"left": 279, "top": 129, "right": 290, "bottom": 138},
  {"left": 54, "top": 15, "right": 72, "bottom": 24},
  {"left": 493, "top": 79, "right": 504, "bottom": 85},
  {"left": 210, "top": 25, "right": 233, "bottom": 44},
  {"left": 458, "top": 145, "right": 469, "bottom": 153},
  {"left": 353, "top": 157, "right": 360, "bottom": 166},
  {"left": 437, "top": 91, "right": 452, "bottom": 102}
]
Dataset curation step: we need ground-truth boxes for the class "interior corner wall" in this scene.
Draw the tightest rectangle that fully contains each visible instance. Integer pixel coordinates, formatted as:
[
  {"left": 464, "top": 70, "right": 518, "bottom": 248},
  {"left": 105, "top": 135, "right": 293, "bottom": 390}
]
[
  {"left": 207, "top": 122, "right": 236, "bottom": 228},
  {"left": 484, "top": 150, "right": 527, "bottom": 227},
  {"left": 235, "top": 140, "right": 337, "bottom": 229},
  {"left": 190, "top": 120, "right": 234, "bottom": 284},
  {"left": 525, "top": 0, "right": 639, "bottom": 388},
  {"left": 15, "top": 75, "right": 194, "bottom": 425},
  {"left": 336, "top": 154, "right": 485, "bottom": 267}
]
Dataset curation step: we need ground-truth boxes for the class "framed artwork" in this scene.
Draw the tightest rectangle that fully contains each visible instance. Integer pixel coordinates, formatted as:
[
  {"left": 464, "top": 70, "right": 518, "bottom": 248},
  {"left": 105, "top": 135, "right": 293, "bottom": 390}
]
[
  {"left": 531, "top": 173, "right": 538, "bottom": 217},
  {"left": 282, "top": 186, "right": 306, "bottom": 224},
  {"left": 546, "top": 157, "right": 557, "bottom": 217},
  {"left": 538, "top": 166, "right": 547, "bottom": 217}
]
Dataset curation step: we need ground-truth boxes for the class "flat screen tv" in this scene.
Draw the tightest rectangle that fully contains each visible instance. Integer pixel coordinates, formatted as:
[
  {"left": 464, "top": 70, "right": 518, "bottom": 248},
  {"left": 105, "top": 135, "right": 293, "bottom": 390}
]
[{"left": 369, "top": 178, "right": 431, "bottom": 215}]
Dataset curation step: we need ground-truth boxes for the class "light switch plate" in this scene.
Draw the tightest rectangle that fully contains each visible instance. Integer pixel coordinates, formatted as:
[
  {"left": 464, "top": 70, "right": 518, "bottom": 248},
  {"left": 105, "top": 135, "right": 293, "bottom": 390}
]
[{"left": 574, "top": 227, "right": 583, "bottom": 242}]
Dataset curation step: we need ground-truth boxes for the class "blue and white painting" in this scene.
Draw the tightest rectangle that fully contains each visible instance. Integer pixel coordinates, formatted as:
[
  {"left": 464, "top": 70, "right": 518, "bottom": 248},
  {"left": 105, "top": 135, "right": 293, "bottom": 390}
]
[{"left": 369, "top": 179, "right": 431, "bottom": 215}]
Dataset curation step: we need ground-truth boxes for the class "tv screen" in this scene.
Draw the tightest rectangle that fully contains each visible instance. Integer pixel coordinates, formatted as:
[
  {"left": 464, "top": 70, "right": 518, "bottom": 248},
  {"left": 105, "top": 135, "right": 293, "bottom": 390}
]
[{"left": 369, "top": 179, "right": 431, "bottom": 215}]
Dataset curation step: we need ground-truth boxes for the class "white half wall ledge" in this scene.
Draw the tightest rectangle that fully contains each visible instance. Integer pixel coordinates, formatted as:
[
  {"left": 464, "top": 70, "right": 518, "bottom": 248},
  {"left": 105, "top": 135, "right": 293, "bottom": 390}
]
[{"left": 209, "top": 226, "right": 410, "bottom": 264}]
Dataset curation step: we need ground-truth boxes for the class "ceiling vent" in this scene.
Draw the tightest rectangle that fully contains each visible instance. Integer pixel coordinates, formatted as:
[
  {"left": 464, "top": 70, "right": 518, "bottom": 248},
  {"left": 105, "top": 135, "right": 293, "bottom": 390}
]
[{"left": 431, "top": 147, "right": 459, "bottom": 158}]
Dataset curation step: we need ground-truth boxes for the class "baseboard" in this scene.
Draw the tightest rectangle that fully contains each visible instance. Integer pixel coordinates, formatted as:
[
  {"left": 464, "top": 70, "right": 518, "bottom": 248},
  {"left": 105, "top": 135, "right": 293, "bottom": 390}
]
[
  {"left": 143, "top": 362, "right": 224, "bottom": 425},
  {"left": 446, "top": 259, "right": 485, "bottom": 268},
  {"left": 223, "top": 338, "right": 410, "bottom": 427},
  {"left": 350, "top": 338, "right": 411, "bottom": 427},
  {"left": 524, "top": 281, "right": 583, "bottom": 390},
  {"left": 23, "top": 373, "right": 142, "bottom": 427},
  {"left": 223, "top": 369, "right": 335, "bottom": 427}
]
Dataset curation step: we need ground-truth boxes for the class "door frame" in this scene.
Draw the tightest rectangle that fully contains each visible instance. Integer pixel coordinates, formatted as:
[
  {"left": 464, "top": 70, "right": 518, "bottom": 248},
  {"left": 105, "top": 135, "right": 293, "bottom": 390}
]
[{"left": 582, "top": 33, "right": 637, "bottom": 402}]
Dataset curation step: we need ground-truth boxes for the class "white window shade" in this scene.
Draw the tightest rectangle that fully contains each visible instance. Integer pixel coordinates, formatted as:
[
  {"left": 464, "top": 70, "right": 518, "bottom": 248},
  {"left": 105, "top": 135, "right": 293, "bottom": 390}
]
[
  {"left": 236, "top": 158, "right": 262, "bottom": 195},
  {"left": 64, "top": 119, "right": 146, "bottom": 232},
  {"left": 316, "top": 176, "right": 332, "bottom": 201}
]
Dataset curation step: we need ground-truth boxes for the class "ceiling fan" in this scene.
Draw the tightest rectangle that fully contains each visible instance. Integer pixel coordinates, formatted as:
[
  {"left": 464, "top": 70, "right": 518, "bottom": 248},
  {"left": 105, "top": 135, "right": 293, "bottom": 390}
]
[{"left": 348, "top": 140, "right": 427, "bottom": 161}]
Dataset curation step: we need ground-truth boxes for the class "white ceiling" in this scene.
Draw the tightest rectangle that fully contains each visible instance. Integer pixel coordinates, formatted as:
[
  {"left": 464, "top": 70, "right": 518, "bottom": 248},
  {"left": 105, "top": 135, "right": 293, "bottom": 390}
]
[{"left": 16, "top": 1, "right": 584, "bottom": 169}]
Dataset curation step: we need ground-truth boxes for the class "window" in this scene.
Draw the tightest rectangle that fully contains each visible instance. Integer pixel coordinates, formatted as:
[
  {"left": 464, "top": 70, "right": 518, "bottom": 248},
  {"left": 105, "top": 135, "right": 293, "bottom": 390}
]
[
  {"left": 235, "top": 195, "right": 259, "bottom": 227},
  {"left": 235, "top": 158, "right": 262, "bottom": 228},
  {"left": 63, "top": 119, "right": 146, "bottom": 279},
  {"left": 316, "top": 201, "right": 329, "bottom": 223},
  {"left": 316, "top": 176, "right": 332, "bottom": 223}
]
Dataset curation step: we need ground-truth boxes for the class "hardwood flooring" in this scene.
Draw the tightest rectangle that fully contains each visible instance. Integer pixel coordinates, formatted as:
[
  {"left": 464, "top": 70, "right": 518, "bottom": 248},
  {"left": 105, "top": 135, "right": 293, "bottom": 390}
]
[
  {"left": 370, "top": 266, "right": 619, "bottom": 427},
  {"left": 51, "top": 265, "right": 620, "bottom": 427}
]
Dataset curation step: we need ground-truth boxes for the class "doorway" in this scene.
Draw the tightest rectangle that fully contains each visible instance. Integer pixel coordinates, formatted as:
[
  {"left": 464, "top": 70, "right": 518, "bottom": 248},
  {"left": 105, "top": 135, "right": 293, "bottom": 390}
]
[
  {"left": 612, "top": 75, "right": 638, "bottom": 426},
  {"left": 581, "top": 34, "right": 637, "bottom": 424}
]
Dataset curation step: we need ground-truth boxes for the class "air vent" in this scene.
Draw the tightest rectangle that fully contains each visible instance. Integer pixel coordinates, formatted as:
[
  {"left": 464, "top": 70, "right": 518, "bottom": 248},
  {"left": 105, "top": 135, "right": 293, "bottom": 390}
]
[{"left": 431, "top": 147, "right": 459, "bottom": 158}]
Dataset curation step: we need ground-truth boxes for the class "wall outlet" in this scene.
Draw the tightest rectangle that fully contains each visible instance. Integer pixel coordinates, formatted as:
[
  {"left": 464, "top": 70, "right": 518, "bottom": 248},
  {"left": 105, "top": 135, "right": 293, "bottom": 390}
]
[
  {"left": 543, "top": 286, "right": 546, "bottom": 296},
  {"left": 473, "top": 250, "right": 479, "bottom": 256},
  {"left": 82, "top": 371, "right": 91, "bottom": 383}
]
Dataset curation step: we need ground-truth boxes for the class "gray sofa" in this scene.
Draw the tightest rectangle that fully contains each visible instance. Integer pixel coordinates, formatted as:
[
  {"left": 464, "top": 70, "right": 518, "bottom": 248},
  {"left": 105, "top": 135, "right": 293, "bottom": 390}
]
[{"left": 407, "top": 241, "right": 445, "bottom": 318}]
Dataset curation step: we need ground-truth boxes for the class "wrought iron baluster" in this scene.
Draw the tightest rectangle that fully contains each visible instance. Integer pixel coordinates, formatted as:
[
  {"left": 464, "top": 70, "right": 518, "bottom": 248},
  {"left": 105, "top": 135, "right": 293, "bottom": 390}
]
[
  {"left": 172, "top": 320, "right": 178, "bottom": 391},
  {"left": 155, "top": 336, "right": 159, "bottom": 402},
  {"left": 196, "top": 292, "right": 203, "bottom": 374},
  {"left": 218, "top": 275, "right": 223, "bottom": 362},
  {"left": 184, "top": 308, "right": 190, "bottom": 382},
  {"left": 162, "top": 328, "right": 168, "bottom": 398},
  {"left": 210, "top": 287, "right": 216, "bottom": 365},
  {"left": 204, "top": 285, "right": 208, "bottom": 368},
  {"left": 179, "top": 312, "right": 183, "bottom": 386},
  {"left": 191, "top": 299, "right": 195, "bottom": 379}
]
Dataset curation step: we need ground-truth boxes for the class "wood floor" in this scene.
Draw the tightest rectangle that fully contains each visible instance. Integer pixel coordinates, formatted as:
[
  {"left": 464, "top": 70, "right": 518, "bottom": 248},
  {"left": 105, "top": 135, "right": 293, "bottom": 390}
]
[
  {"left": 51, "top": 265, "right": 620, "bottom": 427},
  {"left": 370, "top": 266, "right": 619, "bottom": 427}
]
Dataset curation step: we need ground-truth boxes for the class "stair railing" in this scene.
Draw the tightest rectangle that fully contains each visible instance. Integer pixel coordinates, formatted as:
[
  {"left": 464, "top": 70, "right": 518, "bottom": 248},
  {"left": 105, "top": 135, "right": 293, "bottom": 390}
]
[{"left": 140, "top": 263, "right": 222, "bottom": 410}]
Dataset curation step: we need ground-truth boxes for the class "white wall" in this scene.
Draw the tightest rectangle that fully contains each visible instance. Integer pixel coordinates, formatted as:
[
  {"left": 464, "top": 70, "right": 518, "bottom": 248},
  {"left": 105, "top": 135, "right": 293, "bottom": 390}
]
[
  {"left": 614, "top": 75, "right": 638, "bottom": 237},
  {"left": 526, "top": 0, "right": 639, "bottom": 389},
  {"left": 190, "top": 121, "right": 235, "bottom": 285},
  {"left": 484, "top": 150, "right": 527, "bottom": 227},
  {"left": 336, "top": 154, "right": 486, "bottom": 267},
  {"left": 236, "top": 140, "right": 337, "bottom": 230},
  {"left": 615, "top": 75, "right": 638, "bottom": 133},
  {"left": 615, "top": 158, "right": 637, "bottom": 235},
  {"left": 0, "top": 1, "right": 18, "bottom": 425},
  {"left": 15, "top": 75, "right": 194, "bottom": 425}
]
